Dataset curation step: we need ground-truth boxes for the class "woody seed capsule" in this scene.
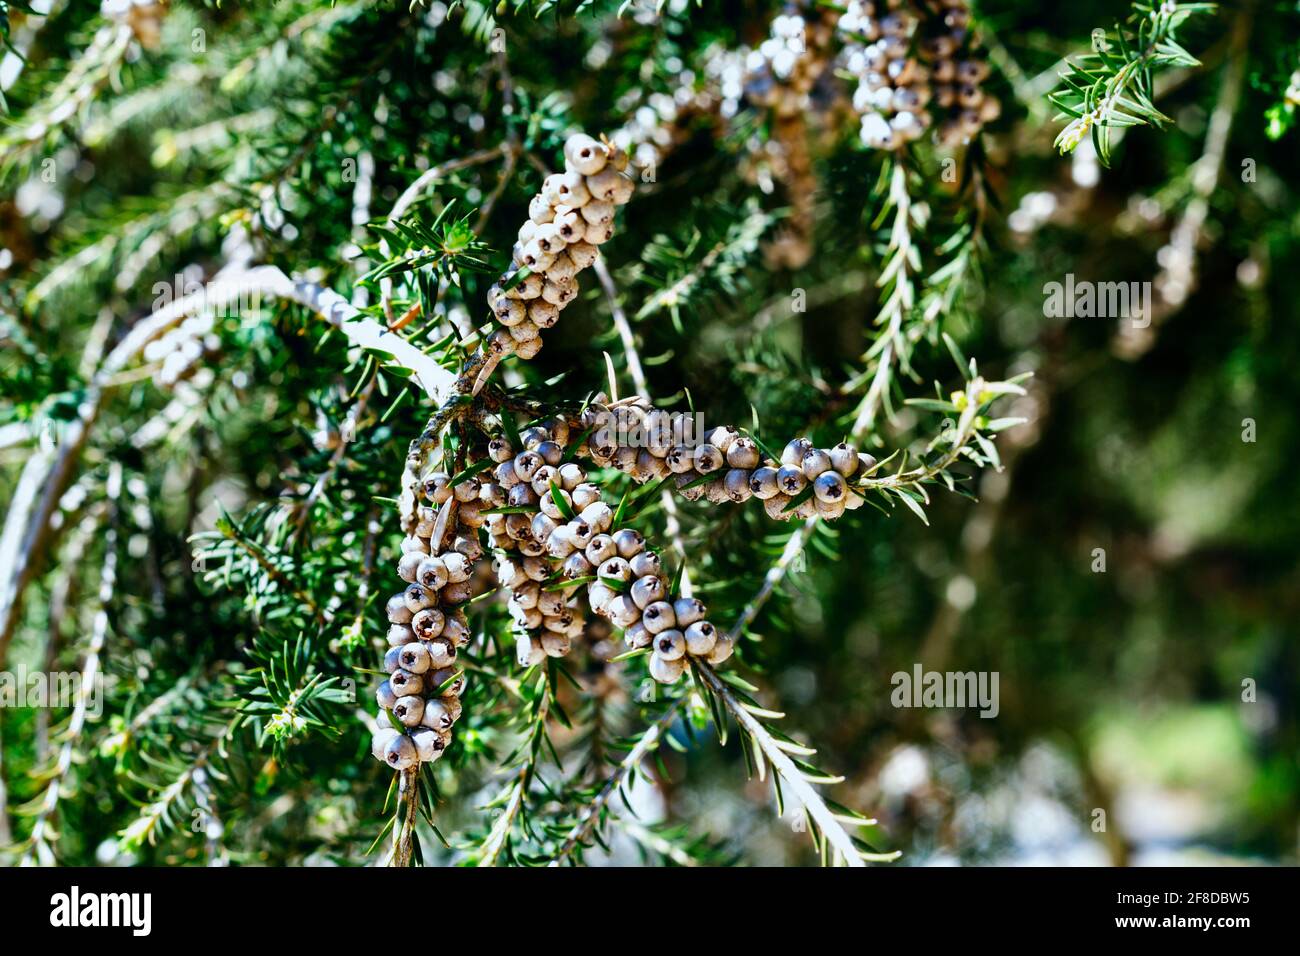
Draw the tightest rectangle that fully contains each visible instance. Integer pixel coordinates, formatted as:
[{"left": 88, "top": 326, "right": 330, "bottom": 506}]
[
  {"left": 777, "top": 465, "right": 807, "bottom": 495},
  {"left": 642, "top": 601, "right": 676, "bottom": 634},
  {"left": 384, "top": 734, "right": 418, "bottom": 771},
  {"left": 672, "top": 597, "right": 706, "bottom": 627},
  {"left": 684, "top": 620, "right": 718, "bottom": 657},
  {"left": 649, "top": 653, "right": 687, "bottom": 684},
  {"left": 801, "top": 448, "right": 833, "bottom": 479},
  {"left": 393, "top": 695, "right": 425, "bottom": 727}
]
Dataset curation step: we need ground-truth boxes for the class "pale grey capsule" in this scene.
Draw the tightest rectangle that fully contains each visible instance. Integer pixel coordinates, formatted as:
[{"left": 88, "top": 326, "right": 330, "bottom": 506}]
[
  {"left": 608, "top": 594, "right": 642, "bottom": 628},
  {"left": 547, "top": 528, "right": 576, "bottom": 558},
  {"left": 764, "top": 494, "right": 793, "bottom": 521},
  {"left": 510, "top": 602, "right": 543, "bottom": 629},
  {"left": 675, "top": 473, "right": 705, "bottom": 501},
  {"left": 508, "top": 483, "right": 539, "bottom": 508},
  {"left": 572, "top": 483, "right": 602, "bottom": 509},
  {"left": 453, "top": 535, "right": 482, "bottom": 564},
  {"left": 386, "top": 593, "right": 414, "bottom": 624},
  {"left": 540, "top": 631, "right": 571, "bottom": 658},
  {"left": 479, "top": 482, "right": 506, "bottom": 508},
  {"left": 529, "top": 193, "right": 555, "bottom": 224},
  {"left": 421, "top": 699, "right": 454, "bottom": 731},
  {"left": 495, "top": 556, "right": 527, "bottom": 588},
  {"left": 403, "top": 584, "right": 436, "bottom": 614},
  {"left": 441, "top": 697, "right": 463, "bottom": 723},
  {"left": 693, "top": 444, "right": 723, "bottom": 473},
  {"left": 423, "top": 472, "right": 453, "bottom": 504},
  {"left": 387, "top": 623, "right": 416, "bottom": 647},
  {"left": 523, "top": 555, "right": 550, "bottom": 581},
  {"left": 813, "top": 470, "right": 847, "bottom": 503},
  {"left": 426, "top": 637, "right": 457, "bottom": 668},
  {"left": 536, "top": 440, "right": 564, "bottom": 466},
  {"left": 653, "top": 628, "right": 686, "bottom": 661},
  {"left": 648, "top": 652, "right": 687, "bottom": 684},
  {"left": 749, "top": 466, "right": 779, "bottom": 499},
  {"left": 411, "top": 727, "right": 446, "bottom": 762},
  {"left": 371, "top": 728, "right": 401, "bottom": 763},
  {"left": 530, "top": 465, "right": 559, "bottom": 497},
  {"left": 564, "top": 133, "right": 607, "bottom": 176},
  {"left": 518, "top": 538, "right": 545, "bottom": 557},
  {"left": 429, "top": 666, "right": 466, "bottom": 698},
  {"left": 629, "top": 551, "right": 662, "bottom": 579},
  {"left": 724, "top": 469, "right": 753, "bottom": 502},
  {"left": 397, "top": 551, "right": 425, "bottom": 584},
  {"left": 393, "top": 695, "right": 425, "bottom": 727},
  {"left": 416, "top": 556, "right": 448, "bottom": 590},
  {"left": 642, "top": 600, "right": 676, "bottom": 634},
  {"left": 666, "top": 446, "right": 696, "bottom": 474},
  {"left": 384, "top": 733, "right": 418, "bottom": 771},
  {"left": 400, "top": 535, "right": 430, "bottom": 555},
  {"left": 531, "top": 512, "right": 558, "bottom": 542},
  {"left": 777, "top": 465, "right": 807, "bottom": 495},
  {"left": 858, "top": 452, "right": 878, "bottom": 474},
  {"left": 586, "top": 535, "right": 616, "bottom": 565},
  {"left": 514, "top": 580, "right": 540, "bottom": 610},
  {"left": 376, "top": 680, "right": 398, "bottom": 711},
  {"left": 726, "top": 438, "right": 760, "bottom": 469},
  {"left": 672, "top": 597, "right": 706, "bottom": 627},
  {"left": 442, "top": 614, "right": 471, "bottom": 648},
  {"left": 612, "top": 528, "right": 645, "bottom": 557},
  {"left": 488, "top": 436, "right": 515, "bottom": 463},
  {"left": 781, "top": 437, "right": 813, "bottom": 467},
  {"left": 708, "top": 425, "right": 739, "bottom": 453},
  {"left": 540, "top": 488, "right": 572, "bottom": 520},
  {"left": 389, "top": 669, "right": 424, "bottom": 697},
  {"left": 706, "top": 635, "right": 735, "bottom": 665},
  {"left": 580, "top": 502, "right": 613, "bottom": 532},
  {"left": 495, "top": 460, "right": 519, "bottom": 487},
  {"left": 563, "top": 551, "right": 592, "bottom": 579},
  {"left": 684, "top": 620, "right": 718, "bottom": 657},
  {"left": 588, "top": 582, "right": 616, "bottom": 615},
  {"left": 815, "top": 496, "right": 846, "bottom": 520},
  {"left": 451, "top": 540, "right": 480, "bottom": 567},
  {"left": 505, "top": 513, "right": 533, "bottom": 541},
  {"left": 520, "top": 426, "right": 549, "bottom": 449},
  {"left": 580, "top": 199, "right": 615, "bottom": 225},
  {"left": 845, "top": 491, "right": 866, "bottom": 512},
  {"left": 452, "top": 476, "right": 481, "bottom": 502},
  {"left": 398, "top": 642, "right": 431, "bottom": 674},
  {"left": 802, "top": 448, "right": 833, "bottom": 479},
  {"left": 829, "top": 442, "right": 859, "bottom": 477},
  {"left": 384, "top": 646, "right": 404, "bottom": 673},
  {"left": 568, "top": 519, "right": 595, "bottom": 549},
  {"left": 558, "top": 462, "right": 586, "bottom": 490},
  {"left": 597, "top": 556, "right": 632, "bottom": 582},
  {"left": 537, "top": 588, "right": 567, "bottom": 616},
  {"left": 411, "top": 607, "right": 445, "bottom": 640},
  {"left": 413, "top": 509, "right": 439, "bottom": 538},
  {"left": 513, "top": 451, "right": 543, "bottom": 482},
  {"left": 794, "top": 496, "right": 817, "bottom": 519},
  {"left": 631, "top": 574, "right": 667, "bottom": 609},
  {"left": 624, "top": 619, "right": 653, "bottom": 649},
  {"left": 612, "top": 446, "right": 638, "bottom": 473},
  {"left": 516, "top": 634, "right": 542, "bottom": 669}
]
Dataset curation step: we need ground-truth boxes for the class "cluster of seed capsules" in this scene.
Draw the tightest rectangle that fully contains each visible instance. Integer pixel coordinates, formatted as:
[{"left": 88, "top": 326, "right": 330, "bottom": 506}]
[
  {"left": 485, "top": 133, "right": 634, "bottom": 362},
  {"left": 580, "top": 399, "right": 876, "bottom": 522},
  {"left": 369, "top": 484, "right": 479, "bottom": 772},
  {"left": 837, "top": 0, "right": 999, "bottom": 150},
  {"left": 741, "top": 4, "right": 837, "bottom": 117},
  {"left": 476, "top": 420, "right": 734, "bottom": 684}
]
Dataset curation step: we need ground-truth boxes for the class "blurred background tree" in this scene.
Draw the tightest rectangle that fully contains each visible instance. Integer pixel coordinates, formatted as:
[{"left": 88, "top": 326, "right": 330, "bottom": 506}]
[{"left": 0, "top": 0, "right": 1296, "bottom": 866}]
